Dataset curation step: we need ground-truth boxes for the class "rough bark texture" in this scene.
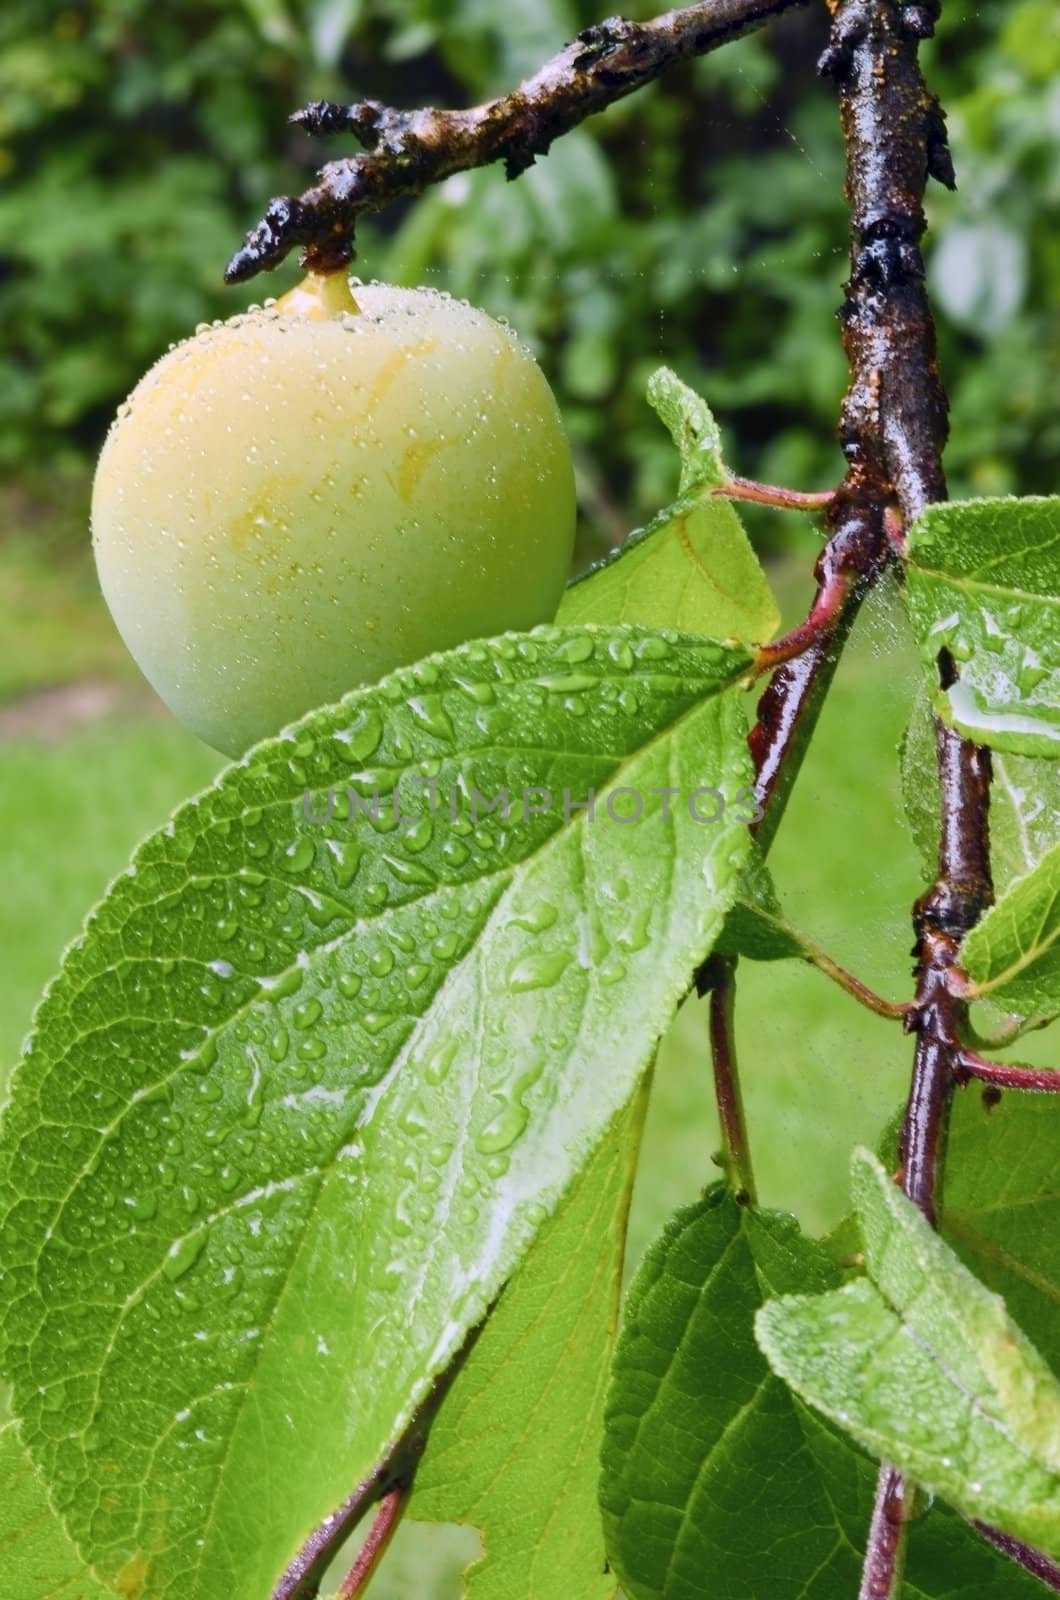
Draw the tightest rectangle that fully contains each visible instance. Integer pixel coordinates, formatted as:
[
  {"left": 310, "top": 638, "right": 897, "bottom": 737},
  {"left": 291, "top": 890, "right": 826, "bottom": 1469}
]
[{"left": 224, "top": 0, "right": 809, "bottom": 281}]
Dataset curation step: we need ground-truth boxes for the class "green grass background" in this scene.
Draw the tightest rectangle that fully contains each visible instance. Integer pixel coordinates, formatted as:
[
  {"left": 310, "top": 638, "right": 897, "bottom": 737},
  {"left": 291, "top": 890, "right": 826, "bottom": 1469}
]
[{"left": 0, "top": 536, "right": 1009, "bottom": 1594}]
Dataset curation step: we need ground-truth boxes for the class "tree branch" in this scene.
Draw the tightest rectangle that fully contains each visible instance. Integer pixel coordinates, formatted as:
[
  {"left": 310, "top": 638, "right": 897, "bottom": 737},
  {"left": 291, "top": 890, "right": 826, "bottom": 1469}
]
[
  {"left": 811, "top": 0, "right": 995, "bottom": 1593},
  {"left": 225, "top": 0, "right": 810, "bottom": 282},
  {"left": 748, "top": 499, "right": 888, "bottom": 856}
]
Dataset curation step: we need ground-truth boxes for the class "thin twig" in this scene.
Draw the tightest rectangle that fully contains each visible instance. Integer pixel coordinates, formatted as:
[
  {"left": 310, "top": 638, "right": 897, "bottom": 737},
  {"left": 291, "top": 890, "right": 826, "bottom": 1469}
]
[
  {"left": 337, "top": 1488, "right": 410, "bottom": 1599},
  {"left": 226, "top": 0, "right": 809, "bottom": 281},
  {"left": 956, "top": 1051, "right": 1060, "bottom": 1094},
  {"left": 800, "top": 939, "right": 910, "bottom": 1020},
  {"left": 813, "top": 0, "right": 989, "bottom": 1592},
  {"left": 698, "top": 955, "right": 756, "bottom": 1202}
]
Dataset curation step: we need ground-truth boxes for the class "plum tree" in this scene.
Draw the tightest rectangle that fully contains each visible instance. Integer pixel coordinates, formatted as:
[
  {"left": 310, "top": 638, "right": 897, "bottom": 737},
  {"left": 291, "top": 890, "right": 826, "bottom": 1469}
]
[{"left": 91, "top": 272, "right": 576, "bottom": 756}]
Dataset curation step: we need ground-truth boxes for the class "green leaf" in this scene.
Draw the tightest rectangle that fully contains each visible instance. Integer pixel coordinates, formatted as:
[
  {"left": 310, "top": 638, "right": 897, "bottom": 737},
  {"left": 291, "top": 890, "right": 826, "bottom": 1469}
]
[
  {"left": 409, "top": 1090, "right": 645, "bottom": 1598},
  {"left": 559, "top": 496, "right": 779, "bottom": 645},
  {"left": 959, "top": 841, "right": 1060, "bottom": 1019},
  {"left": 602, "top": 1190, "right": 867, "bottom": 1600},
  {"left": 945, "top": 1088, "right": 1060, "bottom": 1372},
  {"left": 904, "top": 495, "right": 1060, "bottom": 757},
  {"left": 0, "top": 623, "right": 753, "bottom": 1600},
  {"left": 993, "top": 749, "right": 1060, "bottom": 885},
  {"left": 757, "top": 1148, "right": 1060, "bottom": 1557},
  {"left": 900, "top": 678, "right": 1060, "bottom": 888},
  {"left": 645, "top": 366, "right": 727, "bottom": 494},
  {"left": 560, "top": 370, "right": 777, "bottom": 645},
  {"left": 602, "top": 1188, "right": 1044, "bottom": 1599},
  {"left": 0, "top": 1420, "right": 110, "bottom": 1600}
]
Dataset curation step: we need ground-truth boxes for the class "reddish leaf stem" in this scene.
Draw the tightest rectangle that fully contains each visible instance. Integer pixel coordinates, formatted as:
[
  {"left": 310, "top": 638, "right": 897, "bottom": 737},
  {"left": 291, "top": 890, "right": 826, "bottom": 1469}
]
[
  {"left": 337, "top": 1488, "right": 410, "bottom": 1599},
  {"left": 800, "top": 939, "right": 910, "bottom": 1020},
  {"left": 698, "top": 955, "right": 756, "bottom": 1203},
  {"left": 970, "top": 1523, "right": 1060, "bottom": 1592},
  {"left": 719, "top": 474, "right": 835, "bottom": 512},
  {"left": 747, "top": 499, "right": 888, "bottom": 856},
  {"left": 859, "top": 1468, "right": 908, "bottom": 1600},
  {"left": 956, "top": 1051, "right": 1060, "bottom": 1094}
]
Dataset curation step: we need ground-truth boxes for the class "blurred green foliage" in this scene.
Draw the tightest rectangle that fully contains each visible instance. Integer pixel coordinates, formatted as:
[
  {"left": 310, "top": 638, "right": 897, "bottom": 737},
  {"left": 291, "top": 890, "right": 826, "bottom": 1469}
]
[{"left": 1, "top": 0, "right": 1056, "bottom": 540}]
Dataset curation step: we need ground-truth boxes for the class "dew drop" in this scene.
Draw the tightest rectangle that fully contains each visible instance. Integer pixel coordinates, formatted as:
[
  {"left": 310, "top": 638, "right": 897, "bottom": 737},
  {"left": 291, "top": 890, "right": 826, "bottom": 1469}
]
[
  {"left": 164, "top": 1230, "right": 208, "bottom": 1282},
  {"left": 425, "top": 1038, "right": 459, "bottom": 1085},
  {"left": 384, "top": 854, "right": 436, "bottom": 888},
  {"left": 403, "top": 816, "right": 434, "bottom": 854},
  {"left": 441, "top": 838, "right": 470, "bottom": 868},
  {"left": 338, "top": 708, "right": 384, "bottom": 761},
  {"left": 361, "top": 1011, "right": 396, "bottom": 1036},
  {"left": 509, "top": 901, "right": 558, "bottom": 935},
  {"left": 407, "top": 694, "right": 454, "bottom": 741},
  {"left": 328, "top": 840, "right": 363, "bottom": 889},
  {"left": 558, "top": 634, "right": 595, "bottom": 664},
  {"left": 293, "top": 998, "right": 323, "bottom": 1030},
  {"left": 539, "top": 672, "right": 598, "bottom": 694},
  {"left": 282, "top": 837, "right": 316, "bottom": 875},
  {"left": 261, "top": 967, "right": 304, "bottom": 1002},
  {"left": 453, "top": 676, "right": 495, "bottom": 705},
  {"left": 508, "top": 949, "right": 568, "bottom": 993},
  {"left": 634, "top": 635, "right": 671, "bottom": 662},
  {"left": 475, "top": 1099, "right": 529, "bottom": 1154}
]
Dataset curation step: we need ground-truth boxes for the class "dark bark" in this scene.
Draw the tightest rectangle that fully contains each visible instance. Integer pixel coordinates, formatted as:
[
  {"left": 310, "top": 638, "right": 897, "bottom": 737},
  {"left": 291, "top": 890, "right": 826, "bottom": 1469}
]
[{"left": 225, "top": 0, "right": 809, "bottom": 282}]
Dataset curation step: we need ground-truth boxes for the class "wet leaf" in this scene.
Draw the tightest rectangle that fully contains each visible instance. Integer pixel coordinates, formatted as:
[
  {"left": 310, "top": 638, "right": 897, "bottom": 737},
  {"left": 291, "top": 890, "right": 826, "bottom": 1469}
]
[
  {"left": 645, "top": 366, "right": 727, "bottom": 494},
  {"left": 560, "top": 369, "right": 777, "bottom": 645},
  {"left": 901, "top": 678, "right": 1060, "bottom": 891},
  {"left": 959, "top": 841, "right": 1060, "bottom": 1019},
  {"left": 945, "top": 1088, "right": 1060, "bottom": 1372},
  {"left": 560, "top": 495, "right": 779, "bottom": 645},
  {"left": 409, "top": 1091, "right": 646, "bottom": 1599},
  {"left": 602, "top": 1188, "right": 1044, "bottom": 1599},
  {"left": 904, "top": 495, "right": 1060, "bottom": 757},
  {"left": 0, "top": 623, "right": 753, "bottom": 1600},
  {"left": 0, "top": 1420, "right": 110, "bottom": 1600},
  {"left": 757, "top": 1149, "right": 1060, "bottom": 1557}
]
